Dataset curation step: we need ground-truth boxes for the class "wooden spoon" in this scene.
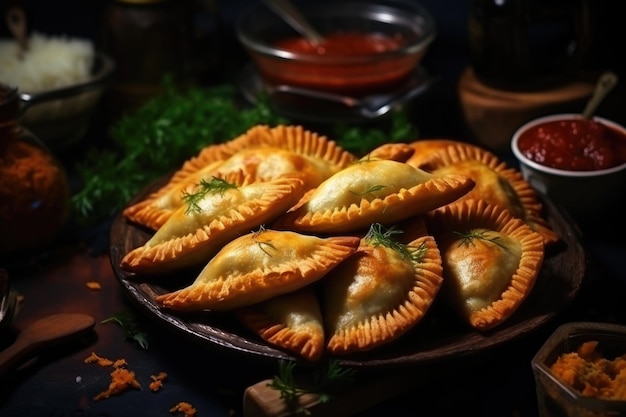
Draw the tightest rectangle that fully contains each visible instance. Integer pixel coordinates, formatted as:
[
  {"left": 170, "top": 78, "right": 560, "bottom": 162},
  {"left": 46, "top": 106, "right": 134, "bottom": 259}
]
[{"left": 0, "top": 313, "right": 95, "bottom": 378}]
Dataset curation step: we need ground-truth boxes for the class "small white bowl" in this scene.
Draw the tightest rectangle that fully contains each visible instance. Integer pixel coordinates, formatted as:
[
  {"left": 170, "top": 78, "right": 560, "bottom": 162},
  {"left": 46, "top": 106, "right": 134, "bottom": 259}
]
[{"left": 511, "top": 113, "right": 626, "bottom": 219}]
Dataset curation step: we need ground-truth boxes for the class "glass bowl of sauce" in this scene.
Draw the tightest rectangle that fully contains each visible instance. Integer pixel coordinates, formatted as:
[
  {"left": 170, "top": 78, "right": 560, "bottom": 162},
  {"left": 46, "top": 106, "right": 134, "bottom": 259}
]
[
  {"left": 235, "top": 0, "right": 436, "bottom": 97},
  {"left": 511, "top": 114, "right": 626, "bottom": 220}
]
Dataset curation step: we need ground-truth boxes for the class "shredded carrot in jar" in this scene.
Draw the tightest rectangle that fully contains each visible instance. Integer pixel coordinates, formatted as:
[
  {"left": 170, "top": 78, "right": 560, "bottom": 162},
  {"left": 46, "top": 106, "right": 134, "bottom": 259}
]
[
  {"left": 0, "top": 139, "right": 70, "bottom": 251},
  {"left": 550, "top": 340, "right": 626, "bottom": 400}
]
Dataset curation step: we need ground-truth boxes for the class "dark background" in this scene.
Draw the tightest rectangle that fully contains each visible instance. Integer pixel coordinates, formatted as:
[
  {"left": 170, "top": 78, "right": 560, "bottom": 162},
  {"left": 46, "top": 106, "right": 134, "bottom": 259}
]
[{"left": 1, "top": 0, "right": 624, "bottom": 139}]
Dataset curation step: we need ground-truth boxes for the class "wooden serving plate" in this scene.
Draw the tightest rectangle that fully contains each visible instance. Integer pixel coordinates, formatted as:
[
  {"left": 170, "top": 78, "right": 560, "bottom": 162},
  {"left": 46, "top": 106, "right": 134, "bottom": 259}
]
[{"left": 109, "top": 177, "right": 586, "bottom": 369}]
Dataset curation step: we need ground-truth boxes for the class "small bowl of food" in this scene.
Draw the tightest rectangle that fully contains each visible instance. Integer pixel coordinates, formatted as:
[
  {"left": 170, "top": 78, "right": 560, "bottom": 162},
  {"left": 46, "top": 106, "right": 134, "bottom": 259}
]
[
  {"left": 511, "top": 113, "right": 626, "bottom": 220},
  {"left": 235, "top": 0, "right": 436, "bottom": 97},
  {"left": 531, "top": 322, "right": 626, "bottom": 417},
  {"left": 0, "top": 32, "right": 115, "bottom": 150}
]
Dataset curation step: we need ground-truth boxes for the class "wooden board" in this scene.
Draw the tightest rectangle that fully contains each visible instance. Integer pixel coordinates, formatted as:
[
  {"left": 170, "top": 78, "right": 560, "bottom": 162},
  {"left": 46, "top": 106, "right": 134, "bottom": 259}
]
[{"left": 109, "top": 177, "right": 586, "bottom": 370}]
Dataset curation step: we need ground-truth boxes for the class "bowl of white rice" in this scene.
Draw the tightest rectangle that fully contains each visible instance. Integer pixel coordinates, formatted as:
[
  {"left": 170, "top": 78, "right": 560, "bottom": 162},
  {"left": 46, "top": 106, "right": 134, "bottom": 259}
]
[{"left": 0, "top": 32, "right": 114, "bottom": 150}]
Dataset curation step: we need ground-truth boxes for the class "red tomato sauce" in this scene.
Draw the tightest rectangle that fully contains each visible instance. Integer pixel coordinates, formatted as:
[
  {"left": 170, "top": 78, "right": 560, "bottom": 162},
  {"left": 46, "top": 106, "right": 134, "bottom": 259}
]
[
  {"left": 517, "top": 119, "right": 626, "bottom": 171},
  {"left": 261, "top": 32, "right": 415, "bottom": 95},
  {"left": 275, "top": 32, "right": 405, "bottom": 56}
]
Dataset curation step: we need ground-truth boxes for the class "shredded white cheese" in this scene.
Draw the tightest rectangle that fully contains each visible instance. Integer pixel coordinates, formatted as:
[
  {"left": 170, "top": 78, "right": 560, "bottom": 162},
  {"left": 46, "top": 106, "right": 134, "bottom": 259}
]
[{"left": 0, "top": 31, "right": 94, "bottom": 93}]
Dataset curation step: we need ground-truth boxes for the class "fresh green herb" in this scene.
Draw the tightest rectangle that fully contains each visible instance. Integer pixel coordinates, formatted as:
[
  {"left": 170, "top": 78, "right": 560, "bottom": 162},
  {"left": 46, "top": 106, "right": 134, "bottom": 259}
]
[
  {"left": 454, "top": 230, "right": 507, "bottom": 250},
  {"left": 252, "top": 226, "right": 276, "bottom": 256},
  {"left": 350, "top": 184, "right": 386, "bottom": 196},
  {"left": 182, "top": 177, "right": 238, "bottom": 214},
  {"left": 71, "top": 80, "right": 418, "bottom": 225},
  {"left": 71, "top": 82, "right": 287, "bottom": 225},
  {"left": 267, "top": 359, "right": 356, "bottom": 412},
  {"left": 333, "top": 109, "right": 418, "bottom": 155},
  {"left": 101, "top": 311, "right": 149, "bottom": 350},
  {"left": 365, "top": 223, "right": 427, "bottom": 263}
]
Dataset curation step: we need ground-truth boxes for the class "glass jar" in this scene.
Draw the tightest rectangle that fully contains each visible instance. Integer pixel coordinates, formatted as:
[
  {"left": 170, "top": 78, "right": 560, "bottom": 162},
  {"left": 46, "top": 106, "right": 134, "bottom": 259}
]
[
  {"left": 102, "top": 0, "right": 223, "bottom": 116},
  {"left": 468, "top": 0, "right": 593, "bottom": 91},
  {"left": 0, "top": 83, "right": 70, "bottom": 253}
]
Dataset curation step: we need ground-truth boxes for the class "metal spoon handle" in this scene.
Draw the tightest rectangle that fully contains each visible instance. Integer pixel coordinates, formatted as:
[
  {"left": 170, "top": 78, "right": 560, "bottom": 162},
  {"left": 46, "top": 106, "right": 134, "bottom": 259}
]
[
  {"left": 582, "top": 71, "right": 618, "bottom": 119},
  {"left": 262, "top": 0, "right": 325, "bottom": 46}
]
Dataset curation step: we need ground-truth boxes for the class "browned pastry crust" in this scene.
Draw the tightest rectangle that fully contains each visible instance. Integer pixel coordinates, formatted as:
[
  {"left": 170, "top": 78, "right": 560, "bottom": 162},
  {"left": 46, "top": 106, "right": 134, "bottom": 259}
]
[
  {"left": 235, "top": 287, "right": 325, "bottom": 361},
  {"left": 276, "top": 159, "right": 475, "bottom": 234},
  {"left": 120, "top": 172, "right": 306, "bottom": 274},
  {"left": 123, "top": 124, "right": 356, "bottom": 230},
  {"left": 407, "top": 140, "right": 559, "bottom": 245},
  {"left": 155, "top": 229, "right": 361, "bottom": 312},
  {"left": 426, "top": 199, "right": 545, "bottom": 331},
  {"left": 405, "top": 139, "right": 461, "bottom": 167},
  {"left": 366, "top": 142, "right": 415, "bottom": 162},
  {"left": 324, "top": 220, "right": 443, "bottom": 355}
]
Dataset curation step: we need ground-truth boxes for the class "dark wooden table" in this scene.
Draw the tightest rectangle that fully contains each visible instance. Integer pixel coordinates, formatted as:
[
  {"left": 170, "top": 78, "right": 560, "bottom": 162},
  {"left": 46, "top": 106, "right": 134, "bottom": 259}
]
[{"left": 1, "top": 198, "right": 625, "bottom": 417}]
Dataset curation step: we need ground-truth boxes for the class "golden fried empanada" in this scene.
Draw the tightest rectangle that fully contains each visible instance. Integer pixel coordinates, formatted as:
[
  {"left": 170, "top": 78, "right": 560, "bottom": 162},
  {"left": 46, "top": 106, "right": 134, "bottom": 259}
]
[
  {"left": 235, "top": 287, "right": 325, "bottom": 361},
  {"left": 407, "top": 140, "right": 559, "bottom": 245},
  {"left": 366, "top": 142, "right": 415, "bottom": 162},
  {"left": 123, "top": 124, "right": 355, "bottom": 230},
  {"left": 324, "top": 222, "right": 443, "bottom": 355},
  {"left": 123, "top": 160, "right": 225, "bottom": 230},
  {"left": 155, "top": 229, "right": 360, "bottom": 311},
  {"left": 120, "top": 173, "right": 306, "bottom": 274},
  {"left": 426, "top": 199, "right": 544, "bottom": 331},
  {"left": 277, "top": 159, "right": 474, "bottom": 233}
]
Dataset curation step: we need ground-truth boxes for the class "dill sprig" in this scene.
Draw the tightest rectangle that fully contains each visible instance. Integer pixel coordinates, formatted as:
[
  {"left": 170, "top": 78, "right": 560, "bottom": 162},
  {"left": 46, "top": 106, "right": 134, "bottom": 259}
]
[
  {"left": 454, "top": 230, "right": 507, "bottom": 250},
  {"left": 267, "top": 359, "right": 356, "bottom": 412},
  {"left": 350, "top": 184, "right": 386, "bottom": 196},
  {"left": 101, "top": 311, "right": 149, "bottom": 350},
  {"left": 252, "top": 226, "right": 276, "bottom": 256},
  {"left": 182, "top": 177, "right": 238, "bottom": 214},
  {"left": 364, "top": 223, "right": 427, "bottom": 263}
]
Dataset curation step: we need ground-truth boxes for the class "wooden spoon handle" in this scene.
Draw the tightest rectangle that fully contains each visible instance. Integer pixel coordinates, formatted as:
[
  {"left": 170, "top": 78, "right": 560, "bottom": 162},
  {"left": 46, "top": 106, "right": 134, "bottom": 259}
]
[
  {"left": 0, "top": 337, "right": 36, "bottom": 378},
  {"left": 0, "top": 313, "right": 95, "bottom": 379}
]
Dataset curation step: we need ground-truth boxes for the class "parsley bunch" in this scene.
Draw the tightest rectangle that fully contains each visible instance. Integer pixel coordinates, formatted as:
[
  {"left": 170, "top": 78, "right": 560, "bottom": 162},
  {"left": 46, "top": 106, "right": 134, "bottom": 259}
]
[{"left": 71, "top": 82, "right": 417, "bottom": 225}]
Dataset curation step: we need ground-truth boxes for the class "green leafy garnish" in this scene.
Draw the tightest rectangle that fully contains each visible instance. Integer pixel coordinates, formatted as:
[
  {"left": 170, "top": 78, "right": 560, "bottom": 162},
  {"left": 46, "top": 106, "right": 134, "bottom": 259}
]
[
  {"left": 364, "top": 223, "right": 427, "bottom": 263},
  {"left": 101, "top": 311, "right": 149, "bottom": 350},
  {"left": 71, "top": 79, "right": 418, "bottom": 226},
  {"left": 267, "top": 359, "right": 356, "bottom": 412},
  {"left": 252, "top": 226, "right": 276, "bottom": 256},
  {"left": 182, "top": 177, "right": 238, "bottom": 214},
  {"left": 454, "top": 230, "right": 507, "bottom": 250},
  {"left": 350, "top": 184, "right": 387, "bottom": 196},
  {"left": 72, "top": 82, "right": 287, "bottom": 225},
  {"left": 333, "top": 110, "right": 418, "bottom": 155}
]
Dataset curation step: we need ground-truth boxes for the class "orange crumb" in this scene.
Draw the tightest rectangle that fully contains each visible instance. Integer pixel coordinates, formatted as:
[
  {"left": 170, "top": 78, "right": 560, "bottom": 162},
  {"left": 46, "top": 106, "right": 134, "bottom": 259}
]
[
  {"left": 86, "top": 281, "right": 101, "bottom": 290},
  {"left": 150, "top": 372, "right": 168, "bottom": 392},
  {"left": 93, "top": 367, "right": 142, "bottom": 401},
  {"left": 84, "top": 352, "right": 142, "bottom": 401},
  {"left": 113, "top": 359, "right": 128, "bottom": 368},
  {"left": 170, "top": 401, "right": 197, "bottom": 417},
  {"left": 550, "top": 340, "right": 626, "bottom": 400},
  {"left": 84, "top": 352, "right": 113, "bottom": 367}
]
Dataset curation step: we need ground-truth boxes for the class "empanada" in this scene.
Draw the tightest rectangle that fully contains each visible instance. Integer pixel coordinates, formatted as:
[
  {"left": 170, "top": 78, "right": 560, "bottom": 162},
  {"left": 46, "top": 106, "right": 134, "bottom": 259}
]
[
  {"left": 120, "top": 172, "right": 306, "bottom": 274},
  {"left": 406, "top": 140, "right": 559, "bottom": 245},
  {"left": 155, "top": 229, "right": 360, "bottom": 311},
  {"left": 426, "top": 199, "right": 544, "bottom": 331},
  {"left": 235, "top": 287, "right": 325, "bottom": 361},
  {"left": 123, "top": 124, "right": 356, "bottom": 230},
  {"left": 324, "top": 221, "right": 443, "bottom": 355},
  {"left": 276, "top": 159, "right": 474, "bottom": 233}
]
